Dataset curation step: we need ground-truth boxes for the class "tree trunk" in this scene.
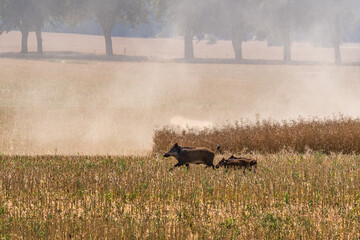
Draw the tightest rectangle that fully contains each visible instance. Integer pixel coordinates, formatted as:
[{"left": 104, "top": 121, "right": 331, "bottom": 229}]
[
  {"left": 35, "top": 26, "right": 43, "bottom": 54},
  {"left": 184, "top": 26, "right": 194, "bottom": 60},
  {"left": 98, "top": 13, "right": 116, "bottom": 56},
  {"left": 20, "top": 29, "right": 29, "bottom": 54},
  {"left": 330, "top": 16, "right": 341, "bottom": 65},
  {"left": 282, "top": 30, "right": 291, "bottom": 62},
  {"left": 232, "top": 27, "right": 243, "bottom": 62},
  {"left": 102, "top": 27, "right": 113, "bottom": 56},
  {"left": 333, "top": 42, "right": 341, "bottom": 65}
]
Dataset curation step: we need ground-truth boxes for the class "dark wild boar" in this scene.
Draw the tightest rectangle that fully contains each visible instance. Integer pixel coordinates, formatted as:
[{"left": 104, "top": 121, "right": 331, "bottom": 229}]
[
  {"left": 163, "top": 143, "right": 220, "bottom": 171},
  {"left": 216, "top": 155, "right": 257, "bottom": 174}
]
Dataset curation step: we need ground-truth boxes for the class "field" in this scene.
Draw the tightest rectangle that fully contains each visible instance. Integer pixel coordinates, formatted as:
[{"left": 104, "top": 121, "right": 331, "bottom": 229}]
[
  {"left": 0, "top": 32, "right": 360, "bottom": 239},
  {"left": 1, "top": 32, "right": 360, "bottom": 154},
  {"left": 1, "top": 57, "right": 360, "bottom": 154},
  {"left": 1, "top": 154, "right": 359, "bottom": 239}
]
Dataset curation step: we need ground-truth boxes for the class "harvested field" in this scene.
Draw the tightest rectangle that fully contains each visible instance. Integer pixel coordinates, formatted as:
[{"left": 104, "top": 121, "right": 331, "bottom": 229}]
[{"left": 0, "top": 154, "right": 359, "bottom": 239}]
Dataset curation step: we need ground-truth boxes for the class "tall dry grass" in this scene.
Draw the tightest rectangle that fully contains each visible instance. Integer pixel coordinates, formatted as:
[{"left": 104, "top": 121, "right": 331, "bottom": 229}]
[
  {"left": 0, "top": 154, "right": 359, "bottom": 239},
  {"left": 153, "top": 116, "right": 360, "bottom": 154}
]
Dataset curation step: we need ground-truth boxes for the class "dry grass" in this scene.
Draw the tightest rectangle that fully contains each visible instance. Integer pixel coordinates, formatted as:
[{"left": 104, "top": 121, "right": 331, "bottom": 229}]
[
  {"left": 0, "top": 153, "right": 359, "bottom": 239},
  {"left": 153, "top": 116, "right": 360, "bottom": 154}
]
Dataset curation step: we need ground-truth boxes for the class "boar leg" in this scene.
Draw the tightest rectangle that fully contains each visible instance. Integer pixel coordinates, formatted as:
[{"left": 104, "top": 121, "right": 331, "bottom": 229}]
[
  {"left": 205, "top": 164, "right": 215, "bottom": 169},
  {"left": 169, "top": 162, "right": 185, "bottom": 171}
]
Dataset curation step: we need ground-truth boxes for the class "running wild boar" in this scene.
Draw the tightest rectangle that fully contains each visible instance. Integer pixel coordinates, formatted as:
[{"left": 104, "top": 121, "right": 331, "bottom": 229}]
[
  {"left": 163, "top": 143, "right": 220, "bottom": 171},
  {"left": 216, "top": 155, "right": 257, "bottom": 173}
]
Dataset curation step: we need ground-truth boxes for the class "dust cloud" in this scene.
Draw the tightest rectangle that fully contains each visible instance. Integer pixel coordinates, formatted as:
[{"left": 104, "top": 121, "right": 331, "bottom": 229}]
[{"left": 1, "top": 56, "right": 359, "bottom": 155}]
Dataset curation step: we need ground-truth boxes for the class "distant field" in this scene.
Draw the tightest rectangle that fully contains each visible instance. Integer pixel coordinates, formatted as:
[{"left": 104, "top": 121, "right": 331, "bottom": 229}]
[
  {"left": 1, "top": 31, "right": 360, "bottom": 62},
  {"left": 0, "top": 56, "right": 359, "bottom": 154}
]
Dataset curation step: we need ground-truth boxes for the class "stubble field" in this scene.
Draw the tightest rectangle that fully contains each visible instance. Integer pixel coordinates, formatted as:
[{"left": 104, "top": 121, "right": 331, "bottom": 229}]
[
  {"left": 1, "top": 153, "right": 359, "bottom": 239},
  {"left": 0, "top": 32, "right": 360, "bottom": 239}
]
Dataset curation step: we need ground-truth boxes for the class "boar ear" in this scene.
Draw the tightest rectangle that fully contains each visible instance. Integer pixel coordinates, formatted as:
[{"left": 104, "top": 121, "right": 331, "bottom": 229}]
[{"left": 174, "top": 143, "right": 178, "bottom": 148}]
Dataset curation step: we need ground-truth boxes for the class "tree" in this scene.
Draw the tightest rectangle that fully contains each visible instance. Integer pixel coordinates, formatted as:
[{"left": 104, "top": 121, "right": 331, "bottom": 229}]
[
  {"left": 218, "top": 0, "right": 262, "bottom": 61},
  {"left": 259, "top": 0, "right": 309, "bottom": 62},
  {"left": 68, "top": 0, "right": 149, "bottom": 56},
  {"left": 0, "top": 0, "right": 33, "bottom": 53},
  {"left": 156, "top": 0, "right": 218, "bottom": 60},
  {"left": 0, "top": 0, "right": 66, "bottom": 54},
  {"left": 311, "top": 0, "right": 359, "bottom": 65},
  {"left": 35, "top": 0, "right": 67, "bottom": 54}
]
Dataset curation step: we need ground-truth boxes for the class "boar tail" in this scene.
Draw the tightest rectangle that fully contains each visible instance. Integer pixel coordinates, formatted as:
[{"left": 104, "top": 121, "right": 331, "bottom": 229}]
[{"left": 215, "top": 145, "right": 221, "bottom": 154}]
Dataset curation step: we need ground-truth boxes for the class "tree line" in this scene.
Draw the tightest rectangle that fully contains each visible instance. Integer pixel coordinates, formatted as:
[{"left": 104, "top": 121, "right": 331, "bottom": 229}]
[{"left": 0, "top": 0, "right": 359, "bottom": 64}]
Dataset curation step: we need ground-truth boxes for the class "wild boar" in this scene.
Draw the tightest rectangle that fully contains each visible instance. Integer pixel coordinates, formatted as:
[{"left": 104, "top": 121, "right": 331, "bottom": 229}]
[
  {"left": 163, "top": 143, "right": 220, "bottom": 171},
  {"left": 216, "top": 155, "right": 257, "bottom": 174}
]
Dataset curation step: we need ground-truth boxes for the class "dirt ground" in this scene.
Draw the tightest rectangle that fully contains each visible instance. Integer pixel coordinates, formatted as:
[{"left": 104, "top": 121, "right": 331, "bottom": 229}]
[{"left": 0, "top": 32, "right": 359, "bottom": 154}]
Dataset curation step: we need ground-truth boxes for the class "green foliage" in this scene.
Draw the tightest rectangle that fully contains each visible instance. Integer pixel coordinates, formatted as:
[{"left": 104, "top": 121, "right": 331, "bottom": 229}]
[{"left": 0, "top": 0, "right": 67, "bottom": 31}]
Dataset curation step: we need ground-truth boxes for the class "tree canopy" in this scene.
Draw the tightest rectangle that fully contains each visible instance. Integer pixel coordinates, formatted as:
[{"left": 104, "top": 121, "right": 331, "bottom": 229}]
[
  {"left": 0, "top": 0, "right": 359, "bottom": 63},
  {"left": 0, "top": 0, "right": 67, "bottom": 53}
]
